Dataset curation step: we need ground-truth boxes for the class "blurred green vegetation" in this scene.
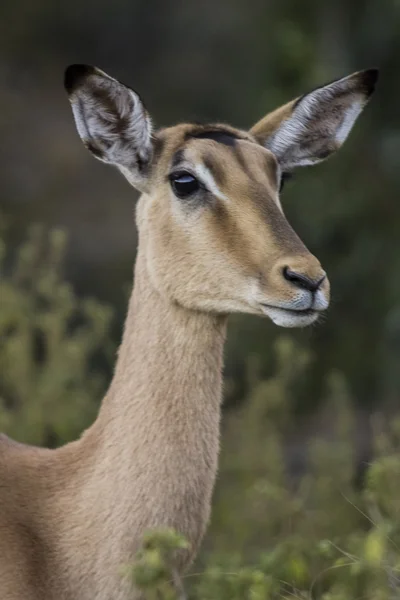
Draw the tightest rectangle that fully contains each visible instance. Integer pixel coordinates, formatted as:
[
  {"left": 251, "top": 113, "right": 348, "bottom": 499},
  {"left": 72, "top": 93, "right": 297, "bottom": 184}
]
[{"left": 0, "top": 222, "right": 114, "bottom": 446}]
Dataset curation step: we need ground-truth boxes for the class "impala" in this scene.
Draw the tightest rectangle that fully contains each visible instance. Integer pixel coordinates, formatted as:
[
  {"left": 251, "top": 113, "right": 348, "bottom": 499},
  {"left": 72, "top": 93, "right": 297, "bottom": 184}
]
[{"left": 0, "top": 64, "right": 377, "bottom": 599}]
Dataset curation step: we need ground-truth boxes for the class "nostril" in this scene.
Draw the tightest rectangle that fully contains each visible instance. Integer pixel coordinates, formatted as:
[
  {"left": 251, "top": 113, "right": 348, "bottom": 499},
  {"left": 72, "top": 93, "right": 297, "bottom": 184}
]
[{"left": 283, "top": 267, "right": 325, "bottom": 293}]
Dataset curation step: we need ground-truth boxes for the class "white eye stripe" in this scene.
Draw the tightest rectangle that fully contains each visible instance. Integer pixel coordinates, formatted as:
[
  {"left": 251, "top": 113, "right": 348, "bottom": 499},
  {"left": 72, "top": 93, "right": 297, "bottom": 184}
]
[{"left": 193, "top": 164, "right": 228, "bottom": 202}]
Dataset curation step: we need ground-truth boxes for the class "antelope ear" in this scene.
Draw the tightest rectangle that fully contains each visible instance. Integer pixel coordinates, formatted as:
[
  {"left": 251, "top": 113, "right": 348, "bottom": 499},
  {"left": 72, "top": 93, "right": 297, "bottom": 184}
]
[
  {"left": 250, "top": 69, "right": 378, "bottom": 171},
  {"left": 64, "top": 64, "right": 153, "bottom": 192}
]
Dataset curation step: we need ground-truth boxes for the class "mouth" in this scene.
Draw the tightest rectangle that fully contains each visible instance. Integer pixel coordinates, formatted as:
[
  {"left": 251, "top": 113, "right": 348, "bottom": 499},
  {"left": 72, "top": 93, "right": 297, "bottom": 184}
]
[
  {"left": 260, "top": 303, "right": 323, "bottom": 328},
  {"left": 264, "top": 306, "right": 316, "bottom": 316}
]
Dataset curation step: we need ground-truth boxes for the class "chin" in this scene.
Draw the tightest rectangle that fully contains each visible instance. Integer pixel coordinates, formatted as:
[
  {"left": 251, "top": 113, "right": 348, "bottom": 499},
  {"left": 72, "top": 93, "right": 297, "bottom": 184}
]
[{"left": 261, "top": 306, "right": 321, "bottom": 328}]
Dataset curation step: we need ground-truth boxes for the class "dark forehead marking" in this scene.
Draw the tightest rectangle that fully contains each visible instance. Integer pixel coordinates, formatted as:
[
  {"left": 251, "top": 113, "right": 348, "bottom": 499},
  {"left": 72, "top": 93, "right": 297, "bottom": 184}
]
[
  {"left": 170, "top": 127, "right": 244, "bottom": 171},
  {"left": 187, "top": 129, "right": 239, "bottom": 146}
]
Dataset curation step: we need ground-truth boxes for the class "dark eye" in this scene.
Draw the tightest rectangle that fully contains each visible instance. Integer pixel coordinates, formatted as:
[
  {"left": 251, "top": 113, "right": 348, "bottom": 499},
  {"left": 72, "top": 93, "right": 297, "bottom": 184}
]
[{"left": 169, "top": 172, "right": 200, "bottom": 199}]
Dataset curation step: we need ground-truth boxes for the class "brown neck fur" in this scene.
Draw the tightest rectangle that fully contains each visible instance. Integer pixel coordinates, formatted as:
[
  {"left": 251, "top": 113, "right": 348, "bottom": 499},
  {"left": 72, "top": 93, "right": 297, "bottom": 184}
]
[
  {"left": 0, "top": 229, "right": 227, "bottom": 600},
  {"left": 57, "top": 240, "right": 226, "bottom": 598},
  {"left": 92, "top": 242, "right": 227, "bottom": 530}
]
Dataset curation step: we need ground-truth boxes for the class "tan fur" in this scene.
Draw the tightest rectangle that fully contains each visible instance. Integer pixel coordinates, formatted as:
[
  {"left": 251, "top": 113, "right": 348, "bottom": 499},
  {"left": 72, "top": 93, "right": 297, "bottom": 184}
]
[
  {"left": 0, "top": 65, "right": 377, "bottom": 599},
  {"left": 251, "top": 99, "right": 297, "bottom": 140}
]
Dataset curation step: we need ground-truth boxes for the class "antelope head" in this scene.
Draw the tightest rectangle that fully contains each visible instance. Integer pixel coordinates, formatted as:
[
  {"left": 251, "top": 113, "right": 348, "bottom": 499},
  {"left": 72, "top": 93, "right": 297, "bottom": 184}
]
[{"left": 65, "top": 65, "right": 377, "bottom": 327}]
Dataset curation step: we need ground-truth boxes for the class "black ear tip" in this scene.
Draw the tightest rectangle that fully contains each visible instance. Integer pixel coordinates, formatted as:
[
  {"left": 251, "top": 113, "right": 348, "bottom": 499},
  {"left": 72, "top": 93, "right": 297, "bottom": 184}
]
[
  {"left": 361, "top": 68, "right": 379, "bottom": 95},
  {"left": 64, "top": 64, "right": 96, "bottom": 94}
]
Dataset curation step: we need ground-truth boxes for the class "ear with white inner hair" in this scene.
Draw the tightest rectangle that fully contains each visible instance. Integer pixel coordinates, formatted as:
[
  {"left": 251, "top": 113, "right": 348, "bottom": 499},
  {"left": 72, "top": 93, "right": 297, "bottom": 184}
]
[
  {"left": 64, "top": 64, "right": 153, "bottom": 192},
  {"left": 250, "top": 69, "right": 378, "bottom": 171}
]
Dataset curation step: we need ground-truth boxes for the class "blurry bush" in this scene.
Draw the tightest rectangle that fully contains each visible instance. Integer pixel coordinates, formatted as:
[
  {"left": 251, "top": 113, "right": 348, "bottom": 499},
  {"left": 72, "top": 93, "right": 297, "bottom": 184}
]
[
  {"left": 130, "top": 340, "right": 400, "bottom": 599},
  {"left": 0, "top": 221, "right": 114, "bottom": 446}
]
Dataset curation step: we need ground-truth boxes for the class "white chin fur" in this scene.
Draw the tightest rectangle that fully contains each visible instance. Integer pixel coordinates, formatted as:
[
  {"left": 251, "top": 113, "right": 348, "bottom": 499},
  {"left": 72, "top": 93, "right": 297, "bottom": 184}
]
[{"left": 262, "top": 306, "right": 320, "bottom": 328}]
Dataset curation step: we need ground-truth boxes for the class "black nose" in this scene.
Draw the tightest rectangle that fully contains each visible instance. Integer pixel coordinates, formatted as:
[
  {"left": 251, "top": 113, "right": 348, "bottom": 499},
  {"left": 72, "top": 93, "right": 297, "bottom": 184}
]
[{"left": 283, "top": 267, "right": 325, "bottom": 293}]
